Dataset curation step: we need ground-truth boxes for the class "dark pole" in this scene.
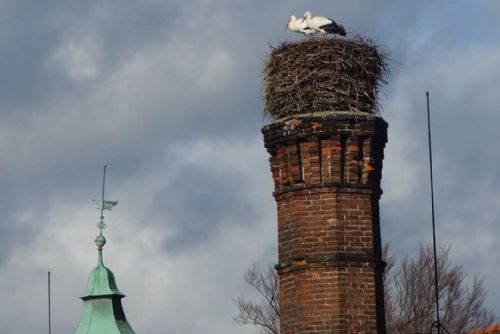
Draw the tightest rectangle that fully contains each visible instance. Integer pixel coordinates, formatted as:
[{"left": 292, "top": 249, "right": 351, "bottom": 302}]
[
  {"left": 48, "top": 271, "right": 51, "bottom": 334},
  {"left": 426, "top": 92, "right": 441, "bottom": 334},
  {"left": 100, "top": 165, "right": 107, "bottom": 226}
]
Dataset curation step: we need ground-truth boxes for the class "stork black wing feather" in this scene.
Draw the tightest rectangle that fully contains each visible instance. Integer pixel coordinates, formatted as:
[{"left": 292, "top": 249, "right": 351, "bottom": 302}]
[{"left": 321, "top": 19, "right": 346, "bottom": 36}]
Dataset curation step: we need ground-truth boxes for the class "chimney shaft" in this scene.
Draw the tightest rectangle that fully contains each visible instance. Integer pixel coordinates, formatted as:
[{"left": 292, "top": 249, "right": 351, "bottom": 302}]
[{"left": 262, "top": 112, "right": 387, "bottom": 333}]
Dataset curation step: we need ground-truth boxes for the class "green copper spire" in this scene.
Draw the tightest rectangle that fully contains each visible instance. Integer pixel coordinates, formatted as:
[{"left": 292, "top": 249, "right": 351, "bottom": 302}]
[{"left": 75, "top": 165, "right": 136, "bottom": 334}]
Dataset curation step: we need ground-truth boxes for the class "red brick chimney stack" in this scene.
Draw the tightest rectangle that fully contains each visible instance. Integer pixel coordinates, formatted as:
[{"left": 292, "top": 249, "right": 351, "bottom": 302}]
[{"left": 262, "top": 111, "right": 388, "bottom": 333}]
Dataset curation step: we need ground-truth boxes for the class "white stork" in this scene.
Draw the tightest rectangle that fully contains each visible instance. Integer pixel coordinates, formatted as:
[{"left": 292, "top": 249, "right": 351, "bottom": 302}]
[
  {"left": 301, "top": 11, "right": 346, "bottom": 39},
  {"left": 286, "top": 15, "right": 316, "bottom": 40}
]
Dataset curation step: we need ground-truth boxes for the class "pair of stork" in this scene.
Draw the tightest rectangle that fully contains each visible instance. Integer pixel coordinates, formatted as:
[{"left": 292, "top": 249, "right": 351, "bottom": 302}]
[{"left": 286, "top": 11, "right": 346, "bottom": 40}]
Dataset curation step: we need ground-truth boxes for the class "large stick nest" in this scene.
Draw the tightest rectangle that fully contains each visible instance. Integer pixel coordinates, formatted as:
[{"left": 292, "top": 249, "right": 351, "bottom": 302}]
[{"left": 264, "top": 37, "right": 389, "bottom": 119}]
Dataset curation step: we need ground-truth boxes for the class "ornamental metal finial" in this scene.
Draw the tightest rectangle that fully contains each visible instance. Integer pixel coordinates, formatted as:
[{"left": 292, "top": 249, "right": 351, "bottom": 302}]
[{"left": 92, "top": 165, "right": 118, "bottom": 251}]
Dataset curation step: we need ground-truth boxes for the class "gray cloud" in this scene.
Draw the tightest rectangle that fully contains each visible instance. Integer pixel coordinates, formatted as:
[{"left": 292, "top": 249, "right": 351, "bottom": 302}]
[{"left": 1, "top": 1, "right": 500, "bottom": 333}]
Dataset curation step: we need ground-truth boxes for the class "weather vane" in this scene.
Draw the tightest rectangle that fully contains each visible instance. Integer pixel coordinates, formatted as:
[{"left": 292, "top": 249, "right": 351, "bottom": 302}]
[{"left": 92, "top": 165, "right": 118, "bottom": 237}]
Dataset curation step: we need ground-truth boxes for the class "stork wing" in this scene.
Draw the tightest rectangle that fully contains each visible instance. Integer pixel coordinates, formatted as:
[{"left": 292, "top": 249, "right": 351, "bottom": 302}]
[
  {"left": 314, "top": 16, "right": 334, "bottom": 27},
  {"left": 322, "top": 18, "right": 346, "bottom": 36}
]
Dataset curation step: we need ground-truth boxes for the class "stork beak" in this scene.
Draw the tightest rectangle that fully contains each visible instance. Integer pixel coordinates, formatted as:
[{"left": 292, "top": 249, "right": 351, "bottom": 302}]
[{"left": 300, "top": 16, "right": 306, "bottom": 23}]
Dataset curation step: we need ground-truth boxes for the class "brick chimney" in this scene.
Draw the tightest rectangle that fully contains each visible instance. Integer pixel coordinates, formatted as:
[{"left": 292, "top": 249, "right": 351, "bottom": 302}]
[
  {"left": 262, "top": 111, "right": 388, "bottom": 333},
  {"left": 470, "top": 325, "right": 500, "bottom": 334}
]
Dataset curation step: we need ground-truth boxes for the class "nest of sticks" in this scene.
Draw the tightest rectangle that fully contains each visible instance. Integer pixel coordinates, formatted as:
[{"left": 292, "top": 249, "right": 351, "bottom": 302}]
[{"left": 264, "top": 37, "right": 389, "bottom": 119}]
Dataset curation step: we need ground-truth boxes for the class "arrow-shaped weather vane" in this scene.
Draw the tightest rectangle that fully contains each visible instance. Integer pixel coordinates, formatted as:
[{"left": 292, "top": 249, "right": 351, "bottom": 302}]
[{"left": 92, "top": 165, "right": 118, "bottom": 235}]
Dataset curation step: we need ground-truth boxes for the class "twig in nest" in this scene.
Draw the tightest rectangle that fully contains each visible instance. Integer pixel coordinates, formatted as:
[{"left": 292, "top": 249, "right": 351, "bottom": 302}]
[{"left": 264, "top": 36, "right": 389, "bottom": 119}]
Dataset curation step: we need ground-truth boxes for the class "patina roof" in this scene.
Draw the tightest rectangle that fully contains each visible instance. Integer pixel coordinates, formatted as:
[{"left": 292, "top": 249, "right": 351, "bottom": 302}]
[
  {"left": 75, "top": 233, "right": 136, "bottom": 334},
  {"left": 81, "top": 236, "right": 124, "bottom": 300}
]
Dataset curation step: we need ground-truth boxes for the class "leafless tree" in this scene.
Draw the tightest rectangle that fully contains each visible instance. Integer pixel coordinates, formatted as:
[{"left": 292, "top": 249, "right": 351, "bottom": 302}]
[
  {"left": 235, "top": 244, "right": 495, "bottom": 334},
  {"left": 383, "top": 242, "right": 398, "bottom": 332},
  {"left": 233, "top": 264, "right": 280, "bottom": 334},
  {"left": 385, "top": 244, "right": 495, "bottom": 334}
]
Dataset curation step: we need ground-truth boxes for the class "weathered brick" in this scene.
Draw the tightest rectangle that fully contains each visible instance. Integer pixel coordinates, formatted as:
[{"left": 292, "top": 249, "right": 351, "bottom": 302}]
[{"left": 262, "top": 113, "right": 387, "bottom": 334}]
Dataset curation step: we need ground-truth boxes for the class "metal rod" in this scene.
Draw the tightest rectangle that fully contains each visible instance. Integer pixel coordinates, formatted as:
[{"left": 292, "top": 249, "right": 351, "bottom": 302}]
[
  {"left": 101, "top": 165, "right": 107, "bottom": 202},
  {"left": 426, "top": 92, "right": 441, "bottom": 334},
  {"left": 48, "top": 271, "right": 51, "bottom": 334},
  {"left": 99, "top": 165, "right": 107, "bottom": 233}
]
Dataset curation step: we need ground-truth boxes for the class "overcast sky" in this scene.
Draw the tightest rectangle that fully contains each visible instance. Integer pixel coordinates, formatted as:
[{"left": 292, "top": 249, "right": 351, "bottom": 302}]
[{"left": 1, "top": 0, "right": 500, "bottom": 333}]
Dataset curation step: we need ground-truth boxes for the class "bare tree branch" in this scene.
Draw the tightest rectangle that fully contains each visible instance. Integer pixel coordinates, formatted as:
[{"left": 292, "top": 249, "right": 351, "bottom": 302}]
[
  {"left": 235, "top": 244, "right": 496, "bottom": 334},
  {"left": 233, "top": 264, "right": 279, "bottom": 334},
  {"left": 385, "top": 244, "right": 496, "bottom": 334}
]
